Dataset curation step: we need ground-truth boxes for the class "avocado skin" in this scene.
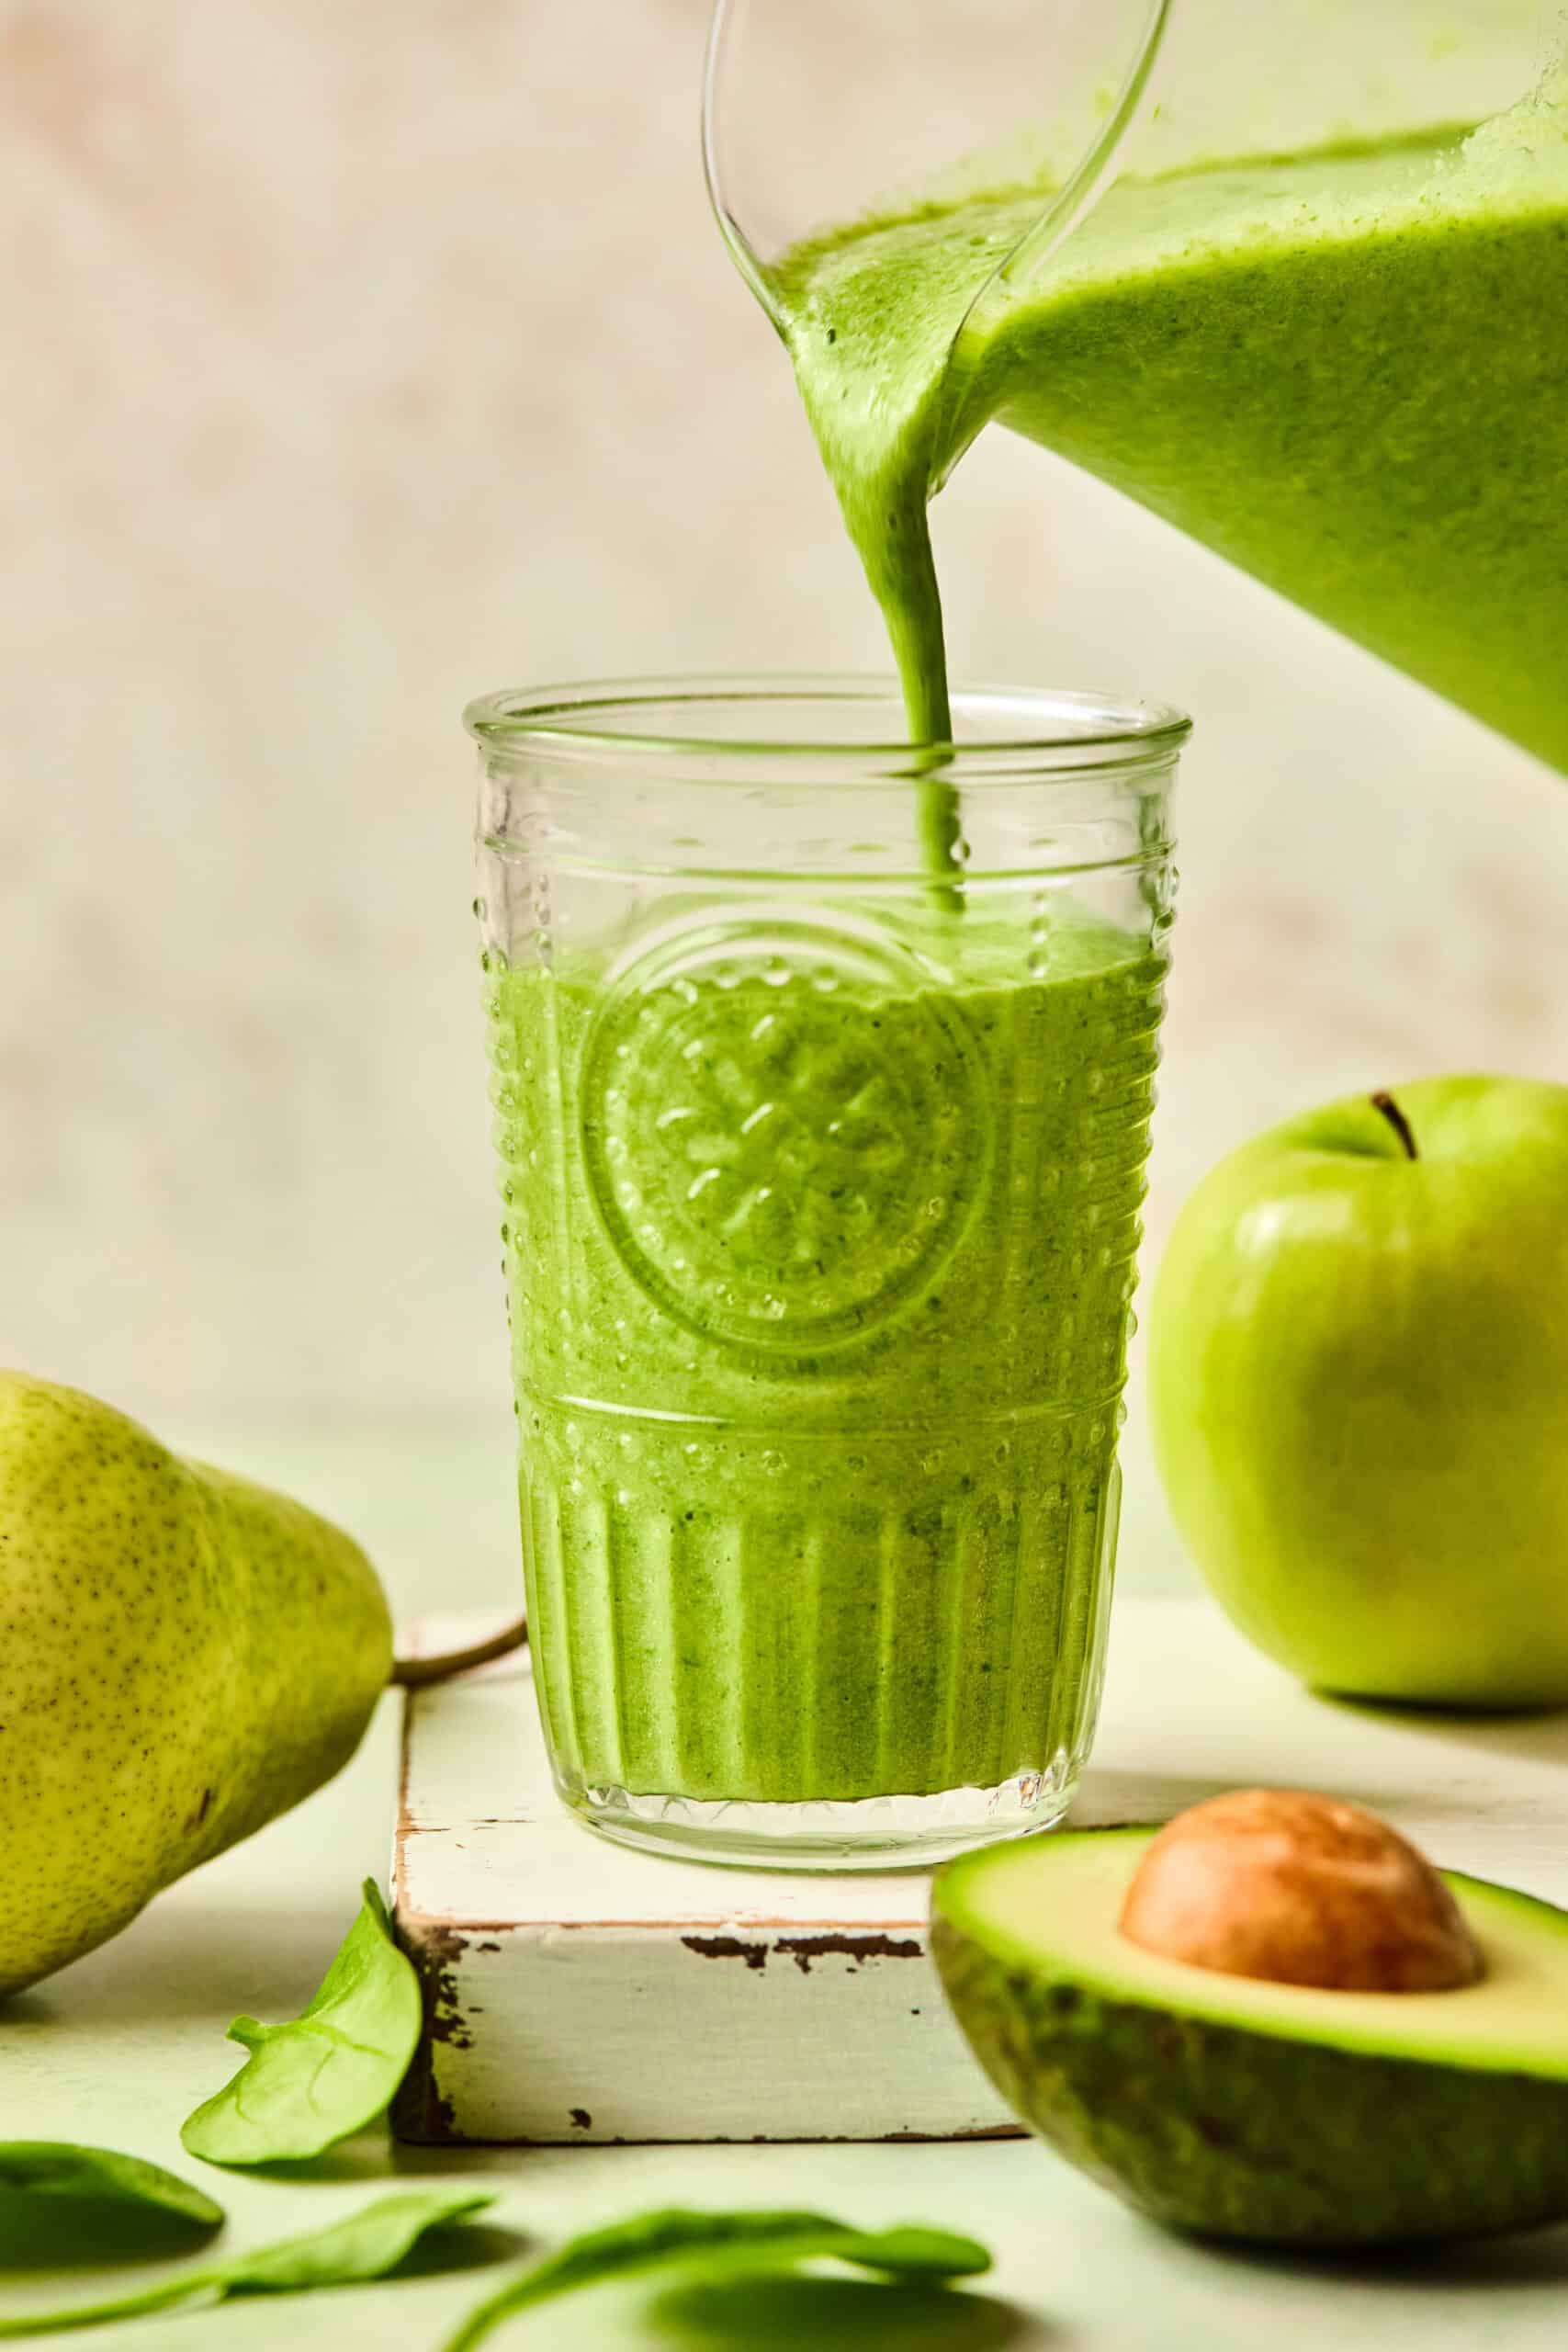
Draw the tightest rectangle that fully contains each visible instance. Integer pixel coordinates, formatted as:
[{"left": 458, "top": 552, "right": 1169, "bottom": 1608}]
[{"left": 931, "top": 1917, "right": 1568, "bottom": 2246}]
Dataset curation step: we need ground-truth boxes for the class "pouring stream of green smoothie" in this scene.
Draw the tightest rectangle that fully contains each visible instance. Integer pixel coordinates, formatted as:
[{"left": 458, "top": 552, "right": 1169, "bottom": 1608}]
[{"left": 763, "top": 62, "right": 1568, "bottom": 786}]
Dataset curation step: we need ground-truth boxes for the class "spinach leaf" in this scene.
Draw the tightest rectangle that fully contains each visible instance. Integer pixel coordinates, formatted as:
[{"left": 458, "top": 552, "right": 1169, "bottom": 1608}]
[
  {"left": 0, "top": 2188, "right": 495, "bottom": 2337},
  {"left": 0, "top": 2147, "right": 222, "bottom": 2238},
  {"left": 180, "top": 1881, "right": 422, "bottom": 2165},
  {"left": 182, "top": 2188, "right": 495, "bottom": 2293},
  {"left": 440, "top": 2207, "right": 991, "bottom": 2351}
]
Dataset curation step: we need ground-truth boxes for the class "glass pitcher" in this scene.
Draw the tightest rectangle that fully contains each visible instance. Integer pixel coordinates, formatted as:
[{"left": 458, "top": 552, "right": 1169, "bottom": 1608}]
[{"left": 709, "top": 0, "right": 1567, "bottom": 770}]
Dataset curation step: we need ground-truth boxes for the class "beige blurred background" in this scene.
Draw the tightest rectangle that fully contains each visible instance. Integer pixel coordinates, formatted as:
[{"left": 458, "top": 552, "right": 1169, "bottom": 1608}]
[{"left": 4, "top": 0, "right": 1568, "bottom": 1593}]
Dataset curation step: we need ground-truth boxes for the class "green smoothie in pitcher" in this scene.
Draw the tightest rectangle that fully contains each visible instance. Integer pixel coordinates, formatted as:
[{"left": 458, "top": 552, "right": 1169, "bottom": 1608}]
[{"left": 773, "top": 75, "right": 1568, "bottom": 770}]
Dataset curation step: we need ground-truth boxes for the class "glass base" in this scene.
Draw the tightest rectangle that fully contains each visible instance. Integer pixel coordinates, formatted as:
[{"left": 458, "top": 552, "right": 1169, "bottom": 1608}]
[{"left": 566, "top": 1759, "right": 1079, "bottom": 1872}]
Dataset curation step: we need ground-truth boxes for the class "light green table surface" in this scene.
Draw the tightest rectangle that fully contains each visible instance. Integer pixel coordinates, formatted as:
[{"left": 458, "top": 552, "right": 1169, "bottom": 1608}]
[{"left": 6, "top": 1423, "right": 1568, "bottom": 2348}]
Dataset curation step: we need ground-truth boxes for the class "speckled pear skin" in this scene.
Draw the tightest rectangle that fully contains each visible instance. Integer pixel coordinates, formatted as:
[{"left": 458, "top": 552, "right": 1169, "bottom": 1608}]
[{"left": 0, "top": 1373, "right": 393, "bottom": 1996}]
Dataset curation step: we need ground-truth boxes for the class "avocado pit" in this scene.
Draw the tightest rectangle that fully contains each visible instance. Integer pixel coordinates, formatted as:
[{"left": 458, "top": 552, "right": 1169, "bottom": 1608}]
[{"left": 1118, "top": 1789, "right": 1484, "bottom": 1994}]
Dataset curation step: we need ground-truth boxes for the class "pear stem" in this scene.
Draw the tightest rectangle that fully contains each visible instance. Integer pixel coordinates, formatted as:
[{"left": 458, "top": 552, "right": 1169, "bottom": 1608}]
[
  {"left": 390, "top": 1615, "right": 528, "bottom": 1690},
  {"left": 1371, "top": 1091, "right": 1418, "bottom": 1162}
]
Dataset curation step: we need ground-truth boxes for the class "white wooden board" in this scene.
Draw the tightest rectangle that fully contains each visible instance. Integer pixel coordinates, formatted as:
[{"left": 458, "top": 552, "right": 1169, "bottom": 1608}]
[{"left": 389, "top": 1597, "right": 1568, "bottom": 2146}]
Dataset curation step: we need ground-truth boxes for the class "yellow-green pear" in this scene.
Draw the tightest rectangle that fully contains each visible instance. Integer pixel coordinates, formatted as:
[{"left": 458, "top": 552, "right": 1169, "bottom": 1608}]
[{"left": 0, "top": 1372, "right": 393, "bottom": 1996}]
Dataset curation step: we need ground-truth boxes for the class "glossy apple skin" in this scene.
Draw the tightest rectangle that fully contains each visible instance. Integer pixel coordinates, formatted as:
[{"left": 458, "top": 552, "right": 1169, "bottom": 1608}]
[{"left": 1149, "top": 1077, "right": 1568, "bottom": 1710}]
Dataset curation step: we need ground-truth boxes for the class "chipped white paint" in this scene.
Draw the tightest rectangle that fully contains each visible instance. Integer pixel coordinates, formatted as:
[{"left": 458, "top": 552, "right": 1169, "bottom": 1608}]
[{"left": 391, "top": 1599, "right": 1568, "bottom": 2145}]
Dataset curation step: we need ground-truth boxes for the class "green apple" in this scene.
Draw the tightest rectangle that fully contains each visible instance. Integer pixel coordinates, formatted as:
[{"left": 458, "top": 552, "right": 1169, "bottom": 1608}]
[{"left": 1149, "top": 1076, "right": 1568, "bottom": 1710}]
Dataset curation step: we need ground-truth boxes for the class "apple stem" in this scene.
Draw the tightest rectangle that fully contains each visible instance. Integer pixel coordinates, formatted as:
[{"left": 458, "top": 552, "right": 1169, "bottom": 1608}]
[
  {"left": 389, "top": 1614, "right": 528, "bottom": 1690},
  {"left": 1371, "top": 1091, "right": 1419, "bottom": 1162}
]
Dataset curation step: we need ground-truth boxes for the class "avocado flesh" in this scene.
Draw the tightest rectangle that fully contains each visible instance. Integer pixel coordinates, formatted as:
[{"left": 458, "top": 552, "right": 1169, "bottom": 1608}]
[{"left": 931, "top": 1826, "right": 1568, "bottom": 2247}]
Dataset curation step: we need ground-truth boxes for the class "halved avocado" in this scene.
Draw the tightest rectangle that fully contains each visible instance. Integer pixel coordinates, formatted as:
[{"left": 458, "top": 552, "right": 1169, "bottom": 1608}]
[{"left": 931, "top": 1826, "right": 1568, "bottom": 2247}]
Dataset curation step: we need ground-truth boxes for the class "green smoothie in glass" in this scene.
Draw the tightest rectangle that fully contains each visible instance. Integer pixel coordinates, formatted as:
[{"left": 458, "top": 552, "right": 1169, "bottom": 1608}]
[
  {"left": 487, "top": 898, "right": 1166, "bottom": 1816},
  {"left": 475, "top": 682, "right": 1181, "bottom": 1864}
]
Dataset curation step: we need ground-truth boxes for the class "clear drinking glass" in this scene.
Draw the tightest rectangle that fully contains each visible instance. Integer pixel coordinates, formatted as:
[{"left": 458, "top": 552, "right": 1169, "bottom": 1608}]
[{"left": 470, "top": 679, "right": 1187, "bottom": 1868}]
